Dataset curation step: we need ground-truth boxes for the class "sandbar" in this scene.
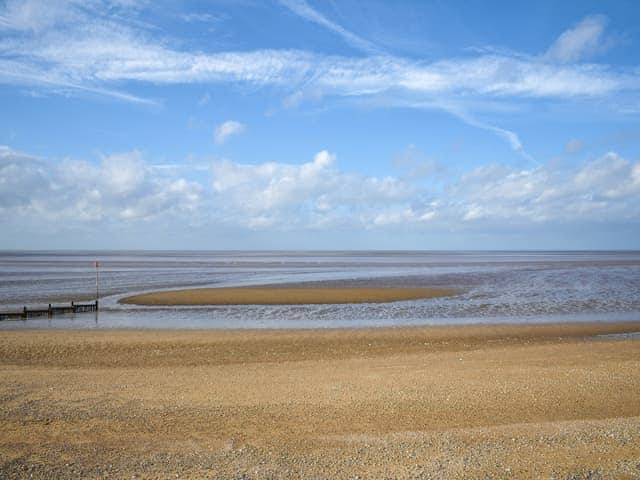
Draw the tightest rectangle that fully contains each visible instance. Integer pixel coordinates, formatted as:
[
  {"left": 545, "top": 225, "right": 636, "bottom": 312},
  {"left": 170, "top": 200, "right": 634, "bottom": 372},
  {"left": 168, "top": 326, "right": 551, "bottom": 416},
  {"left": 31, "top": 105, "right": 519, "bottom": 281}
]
[{"left": 120, "top": 286, "right": 458, "bottom": 305}]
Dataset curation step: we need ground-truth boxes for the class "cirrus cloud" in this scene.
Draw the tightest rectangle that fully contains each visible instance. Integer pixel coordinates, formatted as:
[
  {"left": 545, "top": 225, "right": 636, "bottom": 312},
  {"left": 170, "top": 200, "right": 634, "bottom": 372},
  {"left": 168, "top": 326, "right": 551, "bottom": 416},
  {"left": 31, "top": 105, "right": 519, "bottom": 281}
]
[
  {"left": 1, "top": 2, "right": 638, "bottom": 159},
  {"left": 0, "top": 3, "right": 636, "bottom": 105}
]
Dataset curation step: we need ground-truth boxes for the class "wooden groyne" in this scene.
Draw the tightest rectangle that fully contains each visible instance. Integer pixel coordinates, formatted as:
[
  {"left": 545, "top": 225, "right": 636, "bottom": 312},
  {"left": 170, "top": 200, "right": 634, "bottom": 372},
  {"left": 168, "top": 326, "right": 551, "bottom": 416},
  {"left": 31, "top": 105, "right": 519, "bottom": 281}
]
[{"left": 0, "top": 301, "right": 98, "bottom": 321}]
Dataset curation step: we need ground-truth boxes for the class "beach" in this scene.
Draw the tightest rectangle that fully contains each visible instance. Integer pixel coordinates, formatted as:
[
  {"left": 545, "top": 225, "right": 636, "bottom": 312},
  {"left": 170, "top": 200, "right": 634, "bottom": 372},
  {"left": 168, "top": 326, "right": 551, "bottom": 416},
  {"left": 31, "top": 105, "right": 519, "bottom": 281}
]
[
  {"left": 1, "top": 322, "right": 639, "bottom": 479},
  {"left": 4, "top": 0, "right": 640, "bottom": 475}
]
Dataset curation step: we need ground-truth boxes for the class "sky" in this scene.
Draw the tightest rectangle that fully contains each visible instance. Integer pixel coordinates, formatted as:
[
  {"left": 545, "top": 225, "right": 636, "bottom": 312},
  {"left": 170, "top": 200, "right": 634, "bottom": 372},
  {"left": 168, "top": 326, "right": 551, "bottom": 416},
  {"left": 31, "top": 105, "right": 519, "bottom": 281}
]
[{"left": 1, "top": 0, "right": 639, "bottom": 250}]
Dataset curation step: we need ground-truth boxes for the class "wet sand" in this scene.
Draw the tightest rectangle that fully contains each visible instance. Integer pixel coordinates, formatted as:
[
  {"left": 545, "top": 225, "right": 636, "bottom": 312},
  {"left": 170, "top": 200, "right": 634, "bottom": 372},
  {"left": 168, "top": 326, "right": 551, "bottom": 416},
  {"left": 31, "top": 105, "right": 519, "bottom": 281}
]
[
  {"left": 1, "top": 322, "right": 639, "bottom": 478},
  {"left": 120, "top": 286, "right": 459, "bottom": 305}
]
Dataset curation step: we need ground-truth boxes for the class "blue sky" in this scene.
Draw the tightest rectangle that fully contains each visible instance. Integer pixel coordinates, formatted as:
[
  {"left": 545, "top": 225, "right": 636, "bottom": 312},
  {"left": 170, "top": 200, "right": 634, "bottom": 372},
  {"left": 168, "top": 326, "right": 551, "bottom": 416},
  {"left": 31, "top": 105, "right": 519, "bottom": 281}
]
[{"left": 1, "top": 0, "right": 639, "bottom": 249}]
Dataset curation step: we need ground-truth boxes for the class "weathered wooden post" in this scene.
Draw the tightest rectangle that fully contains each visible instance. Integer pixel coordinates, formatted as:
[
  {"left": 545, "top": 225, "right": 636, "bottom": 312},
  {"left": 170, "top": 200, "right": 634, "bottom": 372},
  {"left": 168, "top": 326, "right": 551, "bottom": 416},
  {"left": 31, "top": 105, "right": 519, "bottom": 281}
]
[
  {"left": 95, "top": 260, "right": 100, "bottom": 310},
  {"left": 48, "top": 304, "right": 52, "bottom": 317}
]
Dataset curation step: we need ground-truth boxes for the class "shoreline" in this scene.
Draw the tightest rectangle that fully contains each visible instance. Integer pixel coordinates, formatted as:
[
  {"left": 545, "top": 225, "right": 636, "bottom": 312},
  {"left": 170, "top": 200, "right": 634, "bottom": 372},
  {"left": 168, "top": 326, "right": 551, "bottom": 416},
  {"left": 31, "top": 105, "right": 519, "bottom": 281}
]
[
  {"left": 1, "top": 320, "right": 638, "bottom": 367},
  {"left": 1, "top": 314, "right": 639, "bottom": 330},
  {"left": 2, "top": 317, "right": 639, "bottom": 333}
]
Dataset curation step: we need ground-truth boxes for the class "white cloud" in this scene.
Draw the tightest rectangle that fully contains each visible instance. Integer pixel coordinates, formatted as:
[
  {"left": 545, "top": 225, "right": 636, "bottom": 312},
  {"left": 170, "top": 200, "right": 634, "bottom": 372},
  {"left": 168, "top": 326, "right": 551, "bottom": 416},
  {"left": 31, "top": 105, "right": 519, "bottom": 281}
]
[
  {"left": 210, "top": 150, "right": 415, "bottom": 228},
  {"left": 180, "top": 13, "right": 224, "bottom": 24},
  {"left": 428, "top": 101, "right": 536, "bottom": 163},
  {"left": 0, "top": 2, "right": 637, "bottom": 155},
  {"left": 544, "top": 15, "right": 610, "bottom": 63},
  {"left": 573, "top": 152, "right": 640, "bottom": 199},
  {"left": 0, "top": 146, "right": 203, "bottom": 225},
  {"left": 0, "top": 0, "right": 77, "bottom": 32},
  {"left": 1, "top": 145, "right": 640, "bottom": 241},
  {"left": 452, "top": 152, "right": 640, "bottom": 224},
  {"left": 209, "top": 150, "right": 640, "bottom": 230},
  {"left": 0, "top": 3, "right": 635, "bottom": 103},
  {"left": 100, "top": 150, "right": 146, "bottom": 195},
  {"left": 214, "top": 120, "right": 245, "bottom": 145},
  {"left": 278, "top": 0, "right": 382, "bottom": 55}
]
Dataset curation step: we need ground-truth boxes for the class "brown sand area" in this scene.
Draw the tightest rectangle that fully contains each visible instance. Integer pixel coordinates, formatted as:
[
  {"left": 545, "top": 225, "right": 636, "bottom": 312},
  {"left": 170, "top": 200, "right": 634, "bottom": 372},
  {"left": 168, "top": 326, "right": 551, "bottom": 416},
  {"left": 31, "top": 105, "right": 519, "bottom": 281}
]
[
  {"left": 1, "top": 322, "right": 639, "bottom": 479},
  {"left": 120, "top": 286, "right": 458, "bottom": 305}
]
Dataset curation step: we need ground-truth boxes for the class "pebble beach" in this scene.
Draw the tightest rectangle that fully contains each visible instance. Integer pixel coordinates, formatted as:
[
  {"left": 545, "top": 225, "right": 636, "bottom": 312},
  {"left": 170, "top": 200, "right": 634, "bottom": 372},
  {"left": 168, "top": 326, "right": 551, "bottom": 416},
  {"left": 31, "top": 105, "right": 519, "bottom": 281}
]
[{"left": 1, "top": 322, "right": 639, "bottom": 479}]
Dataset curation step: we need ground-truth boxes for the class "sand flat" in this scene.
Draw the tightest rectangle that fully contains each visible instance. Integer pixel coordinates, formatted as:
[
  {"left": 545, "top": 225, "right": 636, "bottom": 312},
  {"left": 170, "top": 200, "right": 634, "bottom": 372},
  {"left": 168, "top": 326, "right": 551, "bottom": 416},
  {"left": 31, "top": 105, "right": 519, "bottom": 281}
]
[
  {"left": 0, "top": 322, "right": 639, "bottom": 478},
  {"left": 119, "top": 286, "right": 459, "bottom": 305}
]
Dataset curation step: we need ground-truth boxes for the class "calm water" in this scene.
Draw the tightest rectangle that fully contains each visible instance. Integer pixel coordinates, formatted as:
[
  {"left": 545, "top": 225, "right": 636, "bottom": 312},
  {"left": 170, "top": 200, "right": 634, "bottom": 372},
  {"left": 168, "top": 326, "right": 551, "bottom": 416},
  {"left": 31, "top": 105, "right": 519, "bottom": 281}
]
[{"left": 1, "top": 250, "right": 639, "bottom": 329}]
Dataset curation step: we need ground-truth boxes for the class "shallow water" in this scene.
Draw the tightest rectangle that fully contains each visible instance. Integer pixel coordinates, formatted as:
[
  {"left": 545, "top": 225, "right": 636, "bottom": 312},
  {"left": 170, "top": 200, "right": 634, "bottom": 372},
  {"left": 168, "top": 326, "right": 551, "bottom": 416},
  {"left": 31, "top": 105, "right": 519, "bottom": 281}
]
[{"left": 1, "top": 250, "right": 639, "bottom": 329}]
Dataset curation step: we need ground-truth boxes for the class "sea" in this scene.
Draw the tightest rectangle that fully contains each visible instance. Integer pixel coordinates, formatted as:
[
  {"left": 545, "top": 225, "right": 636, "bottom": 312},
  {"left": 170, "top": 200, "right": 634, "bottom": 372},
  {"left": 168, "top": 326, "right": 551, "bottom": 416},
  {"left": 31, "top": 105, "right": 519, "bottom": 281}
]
[{"left": 1, "top": 250, "right": 639, "bottom": 329}]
